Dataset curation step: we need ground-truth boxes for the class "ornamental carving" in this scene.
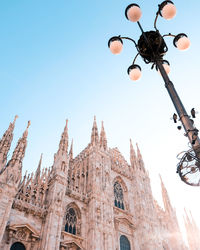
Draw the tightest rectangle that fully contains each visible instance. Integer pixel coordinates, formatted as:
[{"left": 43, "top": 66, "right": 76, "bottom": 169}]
[
  {"left": 6, "top": 224, "right": 40, "bottom": 244},
  {"left": 16, "top": 229, "right": 27, "bottom": 241}
]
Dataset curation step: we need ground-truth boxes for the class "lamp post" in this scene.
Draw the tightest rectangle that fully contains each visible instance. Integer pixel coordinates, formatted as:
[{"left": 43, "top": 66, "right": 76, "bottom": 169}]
[{"left": 108, "top": 1, "right": 200, "bottom": 186}]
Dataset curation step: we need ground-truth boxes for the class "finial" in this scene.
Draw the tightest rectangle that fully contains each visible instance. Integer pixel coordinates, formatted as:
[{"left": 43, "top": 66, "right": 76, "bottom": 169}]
[
  {"left": 38, "top": 153, "right": 43, "bottom": 166},
  {"left": 63, "top": 119, "right": 68, "bottom": 134},
  {"left": 24, "top": 170, "right": 28, "bottom": 177},
  {"left": 101, "top": 121, "right": 105, "bottom": 132},
  {"left": 130, "top": 139, "right": 134, "bottom": 148},
  {"left": 27, "top": 121, "right": 31, "bottom": 129},
  {"left": 23, "top": 121, "right": 31, "bottom": 138},
  {"left": 13, "top": 115, "right": 19, "bottom": 125},
  {"left": 94, "top": 115, "right": 96, "bottom": 121}
]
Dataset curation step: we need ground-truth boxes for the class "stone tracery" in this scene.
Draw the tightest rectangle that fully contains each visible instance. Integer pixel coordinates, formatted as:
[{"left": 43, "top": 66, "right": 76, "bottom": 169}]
[
  {"left": 65, "top": 208, "right": 77, "bottom": 235},
  {"left": 64, "top": 203, "right": 81, "bottom": 236},
  {"left": 114, "top": 181, "right": 125, "bottom": 210}
]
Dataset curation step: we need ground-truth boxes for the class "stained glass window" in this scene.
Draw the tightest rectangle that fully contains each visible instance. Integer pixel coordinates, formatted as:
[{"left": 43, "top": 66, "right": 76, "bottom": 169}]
[
  {"left": 114, "top": 182, "right": 124, "bottom": 210},
  {"left": 120, "top": 235, "right": 131, "bottom": 250},
  {"left": 65, "top": 208, "right": 77, "bottom": 235}
]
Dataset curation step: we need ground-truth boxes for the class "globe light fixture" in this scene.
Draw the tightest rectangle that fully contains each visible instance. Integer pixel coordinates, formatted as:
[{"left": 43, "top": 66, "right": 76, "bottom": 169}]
[
  {"left": 159, "top": 1, "right": 176, "bottom": 20},
  {"left": 108, "top": 2, "right": 200, "bottom": 186},
  {"left": 127, "top": 64, "right": 142, "bottom": 81},
  {"left": 108, "top": 37, "right": 123, "bottom": 54},
  {"left": 125, "top": 4, "right": 142, "bottom": 22},
  {"left": 173, "top": 33, "right": 191, "bottom": 50}
]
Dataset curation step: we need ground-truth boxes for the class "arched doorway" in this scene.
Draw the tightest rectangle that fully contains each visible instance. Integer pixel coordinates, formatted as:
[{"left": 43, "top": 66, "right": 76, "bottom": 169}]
[
  {"left": 120, "top": 235, "right": 131, "bottom": 250},
  {"left": 10, "top": 242, "right": 26, "bottom": 250}
]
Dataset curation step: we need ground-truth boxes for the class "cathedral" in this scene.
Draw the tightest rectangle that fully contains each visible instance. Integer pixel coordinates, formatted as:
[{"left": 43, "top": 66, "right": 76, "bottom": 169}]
[{"left": 0, "top": 115, "right": 198, "bottom": 250}]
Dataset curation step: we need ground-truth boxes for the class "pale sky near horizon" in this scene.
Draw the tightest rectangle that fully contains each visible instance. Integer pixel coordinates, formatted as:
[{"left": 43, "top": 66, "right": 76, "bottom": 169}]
[{"left": 1, "top": 0, "right": 200, "bottom": 242}]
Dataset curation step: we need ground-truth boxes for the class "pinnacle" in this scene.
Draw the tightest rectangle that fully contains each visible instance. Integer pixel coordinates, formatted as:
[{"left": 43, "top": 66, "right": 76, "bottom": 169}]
[
  {"left": 23, "top": 120, "right": 31, "bottom": 138},
  {"left": 69, "top": 139, "right": 73, "bottom": 160},
  {"left": 130, "top": 138, "right": 136, "bottom": 167},
  {"left": 0, "top": 115, "right": 19, "bottom": 170},
  {"left": 34, "top": 153, "right": 42, "bottom": 183},
  {"left": 57, "top": 119, "right": 69, "bottom": 155},
  {"left": 13, "top": 115, "right": 19, "bottom": 126},
  {"left": 0, "top": 121, "right": 30, "bottom": 186},
  {"left": 11, "top": 121, "right": 30, "bottom": 164},
  {"left": 91, "top": 116, "right": 99, "bottom": 146},
  {"left": 100, "top": 121, "right": 107, "bottom": 150}
]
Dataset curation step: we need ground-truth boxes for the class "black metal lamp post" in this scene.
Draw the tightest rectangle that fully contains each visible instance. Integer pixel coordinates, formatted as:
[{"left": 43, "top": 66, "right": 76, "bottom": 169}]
[{"left": 108, "top": 1, "right": 200, "bottom": 186}]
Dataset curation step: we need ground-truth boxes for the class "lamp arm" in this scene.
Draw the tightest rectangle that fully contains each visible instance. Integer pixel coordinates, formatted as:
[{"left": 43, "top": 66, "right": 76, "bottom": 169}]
[
  {"left": 162, "top": 33, "right": 176, "bottom": 38},
  {"left": 154, "top": 12, "right": 159, "bottom": 31},
  {"left": 120, "top": 37, "right": 138, "bottom": 48},
  {"left": 132, "top": 53, "right": 140, "bottom": 65}
]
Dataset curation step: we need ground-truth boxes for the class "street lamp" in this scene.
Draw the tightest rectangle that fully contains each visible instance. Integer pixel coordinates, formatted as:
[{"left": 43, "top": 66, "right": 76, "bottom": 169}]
[{"left": 108, "top": 1, "right": 200, "bottom": 186}]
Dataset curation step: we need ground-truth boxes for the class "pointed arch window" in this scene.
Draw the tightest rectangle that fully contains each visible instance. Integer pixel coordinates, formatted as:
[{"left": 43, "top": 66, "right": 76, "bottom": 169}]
[
  {"left": 10, "top": 242, "right": 26, "bottom": 250},
  {"left": 114, "top": 181, "right": 124, "bottom": 210},
  {"left": 120, "top": 235, "right": 131, "bottom": 250},
  {"left": 65, "top": 208, "right": 77, "bottom": 235}
]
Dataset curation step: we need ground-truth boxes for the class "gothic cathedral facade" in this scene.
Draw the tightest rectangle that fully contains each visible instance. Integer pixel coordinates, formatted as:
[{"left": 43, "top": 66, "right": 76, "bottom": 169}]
[{"left": 0, "top": 116, "right": 189, "bottom": 249}]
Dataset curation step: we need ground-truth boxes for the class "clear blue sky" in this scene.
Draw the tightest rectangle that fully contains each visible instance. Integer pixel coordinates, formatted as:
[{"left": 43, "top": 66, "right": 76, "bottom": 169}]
[{"left": 1, "top": 0, "right": 200, "bottom": 240}]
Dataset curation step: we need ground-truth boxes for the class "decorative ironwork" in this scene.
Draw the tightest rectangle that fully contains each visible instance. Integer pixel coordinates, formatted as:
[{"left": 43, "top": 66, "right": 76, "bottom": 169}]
[
  {"left": 114, "top": 182, "right": 124, "bottom": 210},
  {"left": 137, "top": 31, "right": 168, "bottom": 63},
  {"left": 177, "top": 149, "right": 200, "bottom": 186}
]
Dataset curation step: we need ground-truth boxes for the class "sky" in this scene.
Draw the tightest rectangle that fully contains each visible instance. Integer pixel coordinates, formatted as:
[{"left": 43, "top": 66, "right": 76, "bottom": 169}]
[{"left": 1, "top": 0, "right": 200, "bottom": 242}]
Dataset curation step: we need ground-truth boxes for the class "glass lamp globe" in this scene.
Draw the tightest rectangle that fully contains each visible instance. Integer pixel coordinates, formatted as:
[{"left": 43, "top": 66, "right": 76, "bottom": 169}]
[
  {"left": 125, "top": 4, "right": 142, "bottom": 22},
  {"left": 127, "top": 65, "right": 142, "bottom": 81},
  {"left": 108, "top": 37, "right": 123, "bottom": 54},
  {"left": 174, "top": 34, "right": 190, "bottom": 50},
  {"left": 160, "top": 1, "right": 176, "bottom": 20}
]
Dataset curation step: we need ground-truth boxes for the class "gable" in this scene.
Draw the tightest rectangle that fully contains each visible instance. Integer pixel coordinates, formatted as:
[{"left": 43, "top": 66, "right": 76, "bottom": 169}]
[{"left": 8, "top": 223, "right": 40, "bottom": 238}]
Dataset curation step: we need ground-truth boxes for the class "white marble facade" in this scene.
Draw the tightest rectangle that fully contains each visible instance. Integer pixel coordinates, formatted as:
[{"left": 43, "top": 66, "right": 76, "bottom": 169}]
[{"left": 0, "top": 116, "right": 190, "bottom": 249}]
